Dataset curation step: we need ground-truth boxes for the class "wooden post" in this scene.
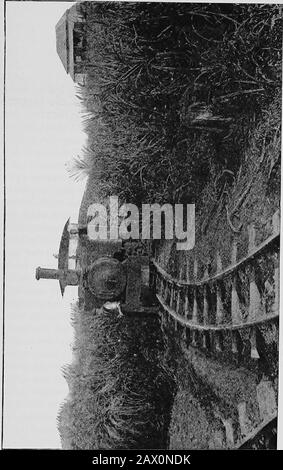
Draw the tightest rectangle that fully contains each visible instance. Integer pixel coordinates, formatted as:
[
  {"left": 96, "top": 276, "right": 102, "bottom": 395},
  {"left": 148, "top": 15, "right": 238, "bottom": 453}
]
[
  {"left": 203, "top": 266, "right": 209, "bottom": 281},
  {"left": 192, "top": 288, "right": 198, "bottom": 323},
  {"left": 231, "top": 331, "right": 239, "bottom": 355},
  {"left": 247, "top": 224, "right": 261, "bottom": 321},
  {"left": 191, "top": 330, "right": 197, "bottom": 347},
  {"left": 215, "top": 415, "right": 234, "bottom": 448},
  {"left": 256, "top": 379, "right": 277, "bottom": 421},
  {"left": 202, "top": 332, "right": 207, "bottom": 349},
  {"left": 273, "top": 252, "right": 279, "bottom": 315},
  {"left": 215, "top": 332, "right": 223, "bottom": 353},
  {"left": 165, "top": 281, "right": 170, "bottom": 304},
  {"left": 248, "top": 224, "right": 256, "bottom": 253},
  {"left": 175, "top": 288, "right": 180, "bottom": 314},
  {"left": 186, "top": 258, "right": 190, "bottom": 282},
  {"left": 231, "top": 240, "right": 242, "bottom": 324},
  {"left": 272, "top": 209, "right": 280, "bottom": 235},
  {"left": 231, "top": 276, "right": 241, "bottom": 324},
  {"left": 184, "top": 291, "right": 189, "bottom": 319},
  {"left": 193, "top": 258, "right": 198, "bottom": 281},
  {"left": 216, "top": 282, "right": 224, "bottom": 324},
  {"left": 203, "top": 285, "right": 209, "bottom": 324},
  {"left": 248, "top": 264, "right": 262, "bottom": 322},
  {"left": 250, "top": 327, "right": 260, "bottom": 360},
  {"left": 174, "top": 319, "right": 178, "bottom": 332},
  {"left": 170, "top": 285, "right": 174, "bottom": 308}
]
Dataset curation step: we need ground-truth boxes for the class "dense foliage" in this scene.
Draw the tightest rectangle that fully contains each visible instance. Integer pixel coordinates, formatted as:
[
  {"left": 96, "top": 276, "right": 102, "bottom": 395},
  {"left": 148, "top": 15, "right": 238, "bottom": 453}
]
[
  {"left": 74, "top": 2, "right": 281, "bottom": 204},
  {"left": 58, "top": 304, "right": 175, "bottom": 449}
]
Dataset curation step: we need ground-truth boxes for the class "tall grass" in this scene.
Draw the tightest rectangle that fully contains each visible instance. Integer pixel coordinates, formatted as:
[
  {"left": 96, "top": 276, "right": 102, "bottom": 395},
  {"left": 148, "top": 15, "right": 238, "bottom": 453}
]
[
  {"left": 58, "top": 303, "right": 175, "bottom": 449},
  {"left": 75, "top": 2, "right": 281, "bottom": 204}
]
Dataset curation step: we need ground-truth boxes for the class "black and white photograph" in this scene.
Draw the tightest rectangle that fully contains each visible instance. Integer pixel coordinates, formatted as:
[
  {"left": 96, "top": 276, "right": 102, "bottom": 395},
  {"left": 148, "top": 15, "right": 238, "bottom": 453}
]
[{"left": 1, "top": 0, "right": 282, "bottom": 455}]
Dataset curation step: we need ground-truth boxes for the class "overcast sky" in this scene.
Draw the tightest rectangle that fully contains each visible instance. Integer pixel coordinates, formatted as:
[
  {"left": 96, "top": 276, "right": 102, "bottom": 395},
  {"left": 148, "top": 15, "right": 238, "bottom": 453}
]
[{"left": 4, "top": 1, "right": 86, "bottom": 448}]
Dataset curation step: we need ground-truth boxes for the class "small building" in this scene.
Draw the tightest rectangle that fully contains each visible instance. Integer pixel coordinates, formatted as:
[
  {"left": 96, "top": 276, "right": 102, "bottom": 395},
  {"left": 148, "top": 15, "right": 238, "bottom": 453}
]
[{"left": 55, "top": 3, "right": 87, "bottom": 85}]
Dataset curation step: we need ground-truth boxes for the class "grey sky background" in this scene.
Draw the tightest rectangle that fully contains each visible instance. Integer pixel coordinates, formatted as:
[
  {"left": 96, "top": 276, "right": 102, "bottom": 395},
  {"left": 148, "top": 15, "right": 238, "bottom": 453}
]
[{"left": 4, "top": 1, "right": 85, "bottom": 448}]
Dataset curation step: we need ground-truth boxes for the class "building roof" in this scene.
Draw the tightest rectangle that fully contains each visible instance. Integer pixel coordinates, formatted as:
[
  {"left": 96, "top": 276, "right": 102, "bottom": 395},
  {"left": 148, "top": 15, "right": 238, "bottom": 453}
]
[
  {"left": 56, "top": 11, "right": 69, "bottom": 74},
  {"left": 55, "top": 4, "right": 82, "bottom": 80}
]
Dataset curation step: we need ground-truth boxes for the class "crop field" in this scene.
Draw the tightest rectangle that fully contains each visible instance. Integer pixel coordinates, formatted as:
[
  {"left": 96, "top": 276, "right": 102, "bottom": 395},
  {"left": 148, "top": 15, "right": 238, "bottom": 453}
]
[
  {"left": 75, "top": 2, "right": 281, "bottom": 210},
  {"left": 60, "top": 2, "right": 282, "bottom": 449}
]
